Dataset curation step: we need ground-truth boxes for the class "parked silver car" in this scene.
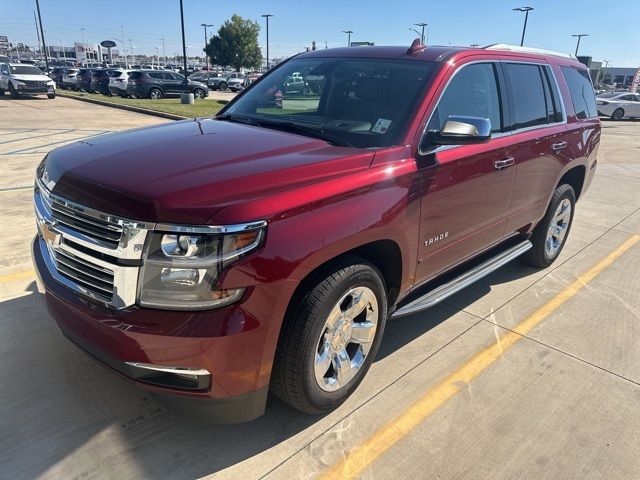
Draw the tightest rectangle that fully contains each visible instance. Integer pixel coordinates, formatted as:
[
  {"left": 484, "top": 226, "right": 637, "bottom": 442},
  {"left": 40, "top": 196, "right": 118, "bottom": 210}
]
[
  {"left": 0, "top": 63, "right": 56, "bottom": 99},
  {"left": 108, "top": 69, "right": 135, "bottom": 97},
  {"left": 597, "top": 92, "right": 640, "bottom": 120}
]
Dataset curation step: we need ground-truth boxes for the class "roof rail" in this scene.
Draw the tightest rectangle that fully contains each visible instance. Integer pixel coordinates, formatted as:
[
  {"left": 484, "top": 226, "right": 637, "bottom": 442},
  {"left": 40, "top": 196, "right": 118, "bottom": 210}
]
[{"left": 483, "top": 44, "right": 576, "bottom": 60}]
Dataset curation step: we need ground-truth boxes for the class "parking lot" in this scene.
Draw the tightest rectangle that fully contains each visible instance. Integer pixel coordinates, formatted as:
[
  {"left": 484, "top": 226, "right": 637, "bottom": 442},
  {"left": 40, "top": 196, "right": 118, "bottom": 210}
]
[{"left": 1, "top": 95, "right": 640, "bottom": 479}]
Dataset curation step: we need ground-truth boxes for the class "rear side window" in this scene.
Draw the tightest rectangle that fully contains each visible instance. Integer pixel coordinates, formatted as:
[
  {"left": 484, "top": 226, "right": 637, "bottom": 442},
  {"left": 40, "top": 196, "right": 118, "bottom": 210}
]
[
  {"left": 148, "top": 72, "right": 165, "bottom": 79},
  {"left": 504, "top": 63, "right": 548, "bottom": 129},
  {"left": 428, "top": 63, "right": 504, "bottom": 133},
  {"left": 541, "top": 66, "right": 564, "bottom": 123},
  {"left": 128, "top": 72, "right": 143, "bottom": 80},
  {"left": 560, "top": 67, "right": 597, "bottom": 119}
]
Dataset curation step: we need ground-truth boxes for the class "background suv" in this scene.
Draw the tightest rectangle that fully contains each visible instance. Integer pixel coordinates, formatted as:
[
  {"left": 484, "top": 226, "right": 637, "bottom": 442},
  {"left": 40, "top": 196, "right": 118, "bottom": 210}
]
[
  {"left": 0, "top": 63, "right": 55, "bottom": 99},
  {"left": 127, "top": 70, "right": 208, "bottom": 99},
  {"left": 208, "top": 72, "right": 244, "bottom": 91}
]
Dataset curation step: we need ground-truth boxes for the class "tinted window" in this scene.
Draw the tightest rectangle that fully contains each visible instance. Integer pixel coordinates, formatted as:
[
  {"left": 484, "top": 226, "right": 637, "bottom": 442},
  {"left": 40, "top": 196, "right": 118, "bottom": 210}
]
[
  {"left": 619, "top": 94, "right": 635, "bottom": 101},
  {"left": 128, "top": 72, "right": 143, "bottom": 80},
  {"left": 428, "top": 63, "right": 503, "bottom": 133},
  {"left": 561, "top": 67, "right": 597, "bottom": 119},
  {"left": 148, "top": 72, "right": 165, "bottom": 79},
  {"left": 9, "top": 65, "right": 43, "bottom": 75},
  {"left": 505, "top": 63, "right": 548, "bottom": 129},
  {"left": 542, "top": 65, "right": 564, "bottom": 123}
]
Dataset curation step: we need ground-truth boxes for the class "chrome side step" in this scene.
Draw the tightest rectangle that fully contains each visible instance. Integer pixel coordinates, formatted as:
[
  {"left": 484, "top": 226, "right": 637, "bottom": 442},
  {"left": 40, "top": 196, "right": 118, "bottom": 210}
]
[{"left": 391, "top": 240, "right": 532, "bottom": 318}]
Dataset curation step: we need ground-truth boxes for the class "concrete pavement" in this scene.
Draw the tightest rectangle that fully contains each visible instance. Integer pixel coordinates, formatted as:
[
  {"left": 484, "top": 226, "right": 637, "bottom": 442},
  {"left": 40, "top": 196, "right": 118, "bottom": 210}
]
[{"left": 1, "top": 94, "right": 639, "bottom": 480}]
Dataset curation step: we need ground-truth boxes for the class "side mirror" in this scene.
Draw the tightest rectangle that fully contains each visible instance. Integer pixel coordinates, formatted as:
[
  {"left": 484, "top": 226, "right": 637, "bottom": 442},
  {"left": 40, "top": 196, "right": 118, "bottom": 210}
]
[{"left": 425, "top": 115, "right": 492, "bottom": 147}]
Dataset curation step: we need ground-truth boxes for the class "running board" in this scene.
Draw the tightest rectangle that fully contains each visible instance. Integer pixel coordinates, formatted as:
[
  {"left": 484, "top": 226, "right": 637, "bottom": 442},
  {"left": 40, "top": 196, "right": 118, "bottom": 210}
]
[{"left": 391, "top": 240, "right": 532, "bottom": 318}]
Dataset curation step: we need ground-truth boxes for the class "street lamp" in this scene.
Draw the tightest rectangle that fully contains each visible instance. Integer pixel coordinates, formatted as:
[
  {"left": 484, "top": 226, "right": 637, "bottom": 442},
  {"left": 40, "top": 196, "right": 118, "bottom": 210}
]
[
  {"left": 161, "top": 37, "right": 166, "bottom": 66},
  {"left": 513, "top": 7, "right": 534, "bottom": 46},
  {"left": 35, "top": 0, "right": 49, "bottom": 71},
  {"left": 80, "top": 28, "right": 87, "bottom": 64},
  {"left": 342, "top": 30, "right": 353, "bottom": 47},
  {"left": 601, "top": 59, "right": 611, "bottom": 85},
  {"left": 261, "top": 15, "right": 273, "bottom": 70},
  {"left": 178, "top": 0, "right": 191, "bottom": 103},
  {"left": 414, "top": 23, "right": 428, "bottom": 43},
  {"left": 201, "top": 24, "right": 212, "bottom": 70},
  {"left": 572, "top": 33, "right": 588, "bottom": 56}
]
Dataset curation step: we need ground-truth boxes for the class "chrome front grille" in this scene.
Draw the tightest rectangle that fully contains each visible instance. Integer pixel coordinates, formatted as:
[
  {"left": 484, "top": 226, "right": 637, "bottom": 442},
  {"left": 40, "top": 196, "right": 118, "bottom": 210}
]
[
  {"left": 51, "top": 248, "right": 114, "bottom": 302},
  {"left": 34, "top": 178, "right": 152, "bottom": 309}
]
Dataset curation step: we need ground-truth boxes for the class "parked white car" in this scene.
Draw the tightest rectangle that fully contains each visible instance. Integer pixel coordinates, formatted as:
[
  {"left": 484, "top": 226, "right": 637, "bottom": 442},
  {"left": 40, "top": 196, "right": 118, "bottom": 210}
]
[
  {"left": 108, "top": 69, "right": 134, "bottom": 97},
  {"left": 0, "top": 63, "right": 56, "bottom": 99},
  {"left": 597, "top": 92, "right": 640, "bottom": 120},
  {"left": 61, "top": 69, "right": 79, "bottom": 90}
]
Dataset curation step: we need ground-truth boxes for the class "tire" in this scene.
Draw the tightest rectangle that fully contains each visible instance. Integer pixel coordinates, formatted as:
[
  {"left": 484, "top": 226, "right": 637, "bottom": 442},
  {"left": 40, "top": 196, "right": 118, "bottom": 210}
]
[
  {"left": 149, "top": 88, "right": 163, "bottom": 100},
  {"left": 47, "top": 92, "right": 56, "bottom": 99},
  {"left": 611, "top": 108, "right": 624, "bottom": 121},
  {"left": 9, "top": 84, "right": 19, "bottom": 99},
  {"left": 271, "top": 255, "right": 388, "bottom": 414},
  {"left": 193, "top": 88, "right": 206, "bottom": 99},
  {"left": 522, "top": 184, "right": 576, "bottom": 268},
  {"left": 218, "top": 81, "right": 228, "bottom": 91}
]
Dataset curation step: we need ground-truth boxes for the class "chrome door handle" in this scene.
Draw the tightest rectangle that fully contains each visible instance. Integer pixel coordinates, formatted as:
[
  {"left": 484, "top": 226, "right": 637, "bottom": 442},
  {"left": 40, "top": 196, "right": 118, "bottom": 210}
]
[
  {"left": 552, "top": 141, "right": 568, "bottom": 151},
  {"left": 494, "top": 157, "right": 515, "bottom": 170}
]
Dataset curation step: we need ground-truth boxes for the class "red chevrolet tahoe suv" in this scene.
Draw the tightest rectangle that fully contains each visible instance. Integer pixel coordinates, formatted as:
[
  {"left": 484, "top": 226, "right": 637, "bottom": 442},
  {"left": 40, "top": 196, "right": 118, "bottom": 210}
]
[{"left": 32, "top": 41, "right": 599, "bottom": 422}]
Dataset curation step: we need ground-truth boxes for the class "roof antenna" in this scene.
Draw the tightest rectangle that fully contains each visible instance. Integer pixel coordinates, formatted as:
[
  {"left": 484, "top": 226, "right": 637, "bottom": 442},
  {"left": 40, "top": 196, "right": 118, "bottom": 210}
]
[{"left": 407, "top": 37, "right": 427, "bottom": 55}]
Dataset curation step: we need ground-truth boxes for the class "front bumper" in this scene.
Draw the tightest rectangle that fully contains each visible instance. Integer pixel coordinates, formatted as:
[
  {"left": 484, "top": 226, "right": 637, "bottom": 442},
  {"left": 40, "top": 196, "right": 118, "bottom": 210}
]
[{"left": 32, "top": 235, "right": 290, "bottom": 422}]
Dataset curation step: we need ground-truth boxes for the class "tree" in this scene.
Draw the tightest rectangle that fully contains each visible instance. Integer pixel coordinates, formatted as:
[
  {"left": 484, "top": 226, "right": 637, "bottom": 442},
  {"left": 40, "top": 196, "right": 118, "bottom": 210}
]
[{"left": 204, "top": 15, "right": 262, "bottom": 71}]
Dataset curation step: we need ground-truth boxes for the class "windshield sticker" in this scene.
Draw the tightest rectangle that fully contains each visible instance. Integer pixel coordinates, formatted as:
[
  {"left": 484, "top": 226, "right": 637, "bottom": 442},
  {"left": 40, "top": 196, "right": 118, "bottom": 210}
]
[{"left": 372, "top": 118, "right": 392, "bottom": 134}]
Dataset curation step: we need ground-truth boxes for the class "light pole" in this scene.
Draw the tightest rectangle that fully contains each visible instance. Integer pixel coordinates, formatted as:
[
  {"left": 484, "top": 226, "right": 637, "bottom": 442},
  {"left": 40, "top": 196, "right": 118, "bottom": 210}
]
[
  {"left": 80, "top": 28, "right": 87, "bottom": 64},
  {"left": 342, "top": 30, "right": 353, "bottom": 47},
  {"left": 414, "top": 23, "right": 428, "bottom": 43},
  {"left": 201, "top": 24, "right": 213, "bottom": 70},
  {"left": 513, "top": 7, "right": 534, "bottom": 46},
  {"left": 35, "top": 0, "right": 49, "bottom": 71},
  {"left": 572, "top": 33, "right": 588, "bottom": 56},
  {"left": 120, "top": 25, "right": 128, "bottom": 67},
  {"left": 161, "top": 38, "right": 166, "bottom": 65},
  {"left": 261, "top": 14, "right": 273, "bottom": 70},
  {"left": 601, "top": 59, "right": 611, "bottom": 85}
]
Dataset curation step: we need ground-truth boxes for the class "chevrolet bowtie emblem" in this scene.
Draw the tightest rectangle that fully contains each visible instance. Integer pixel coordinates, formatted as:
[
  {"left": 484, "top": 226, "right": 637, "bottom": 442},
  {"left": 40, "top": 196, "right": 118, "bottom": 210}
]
[{"left": 42, "top": 220, "right": 62, "bottom": 246}]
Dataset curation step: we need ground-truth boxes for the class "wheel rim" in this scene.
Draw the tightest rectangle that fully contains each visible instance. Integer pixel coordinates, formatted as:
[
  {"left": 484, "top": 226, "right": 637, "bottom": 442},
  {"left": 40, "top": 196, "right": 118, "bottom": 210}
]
[
  {"left": 613, "top": 109, "right": 623, "bottom": 120},
  {"left": 151, "top": 90, "right": 161, "bottom": 99},
  {"left": 195, "top": 89, "right": 203, "bottom": 98},
  {"left": 545, "top": 198, "right": 572, "bottom": 258},
  {"left": 314, "top": 286, "right": 379, "bottom": 392}
]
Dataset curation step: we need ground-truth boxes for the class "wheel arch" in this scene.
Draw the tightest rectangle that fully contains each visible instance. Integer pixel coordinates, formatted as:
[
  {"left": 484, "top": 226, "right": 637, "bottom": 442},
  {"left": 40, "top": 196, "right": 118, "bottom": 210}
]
[{"left": 557, "top": 164, "right": 586, "bottom": 200}]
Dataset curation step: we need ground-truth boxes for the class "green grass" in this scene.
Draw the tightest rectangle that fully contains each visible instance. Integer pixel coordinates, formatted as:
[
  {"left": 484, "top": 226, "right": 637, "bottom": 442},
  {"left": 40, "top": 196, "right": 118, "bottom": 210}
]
[{"left": 59, "top": 89, "right": 227, "bottom": 117}]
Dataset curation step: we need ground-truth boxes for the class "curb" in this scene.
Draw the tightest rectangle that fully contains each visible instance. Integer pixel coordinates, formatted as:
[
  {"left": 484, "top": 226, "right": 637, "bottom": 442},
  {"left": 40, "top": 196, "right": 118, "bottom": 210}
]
[{"left": 57, "top": 92, "right": 188, "bottom": 120}]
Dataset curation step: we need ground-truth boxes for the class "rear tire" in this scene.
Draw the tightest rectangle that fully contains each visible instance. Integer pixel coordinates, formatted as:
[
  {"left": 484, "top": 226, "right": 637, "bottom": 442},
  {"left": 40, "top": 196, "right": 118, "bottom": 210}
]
[
  {"left": 611, "top": 108, "right": 624, "bottom": 121},
  {"left": 523, "top": 184, "right": 575, "bottom": 268},
  {"left": 219, "top": 81, "right": 228, "bottom": 91},
  {"left": 149, "top": 88, "right": 163, "bottom": 100},
  {"left": 271, "top": 256, "right": 387, "bottom": 414}
]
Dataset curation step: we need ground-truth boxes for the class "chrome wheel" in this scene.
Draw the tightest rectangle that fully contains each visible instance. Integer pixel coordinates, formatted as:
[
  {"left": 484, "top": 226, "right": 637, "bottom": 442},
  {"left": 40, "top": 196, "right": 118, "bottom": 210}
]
[
  {"left": 149, "top": 89, "right": 162, "bottom": 100},
  {"left": 612, "top": 108, "right": 624, "bottom": 120},
  {"left": 314, "top": 286, "right": 379, "bottom": 392},
  {"left": 545, "top": 198, "right": 571, "bottom": 257}
]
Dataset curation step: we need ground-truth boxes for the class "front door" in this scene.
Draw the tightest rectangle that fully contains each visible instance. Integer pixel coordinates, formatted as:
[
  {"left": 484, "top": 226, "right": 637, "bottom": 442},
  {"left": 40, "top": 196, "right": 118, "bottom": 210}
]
[{"left": 415, "top": 61, "right": 516, "bottom": 282}]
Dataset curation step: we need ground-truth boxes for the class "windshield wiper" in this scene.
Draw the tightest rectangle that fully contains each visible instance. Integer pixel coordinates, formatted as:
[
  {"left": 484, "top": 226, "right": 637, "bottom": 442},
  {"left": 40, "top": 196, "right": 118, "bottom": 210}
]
[
  {"left": 252, "top": 118, "right": 354, "bottom": 147},
  {"left": 215, "top": 113, "right": 261, "bottom": 126}
]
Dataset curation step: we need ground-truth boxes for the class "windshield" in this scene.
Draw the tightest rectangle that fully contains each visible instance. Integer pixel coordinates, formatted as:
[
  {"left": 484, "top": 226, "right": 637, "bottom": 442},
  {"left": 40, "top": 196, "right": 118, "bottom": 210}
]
[
  {"left": 223, "top": 57, "right": 435, "bottom": 148},
  {"left": 10, "top": 65, "right": 43, "bottom": 75}
]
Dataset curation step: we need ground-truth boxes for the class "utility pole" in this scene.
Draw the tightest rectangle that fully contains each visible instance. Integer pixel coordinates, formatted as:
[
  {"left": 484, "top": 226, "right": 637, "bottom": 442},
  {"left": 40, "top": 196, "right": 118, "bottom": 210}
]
[
  {"left": 342, "top": 30, "right": 353, "bottom": 47},
  {"left": 513, "top": 7, "right": 534, "bottom": 46},
  {"left": 200, "top": 24, "right": 212, "bottom": 70},
  {"left": 121, "top": 25, "right": 128, "bottom": 67},
  {"left": 33, "top": 11, "right": 42, "bottom": 60},
  {"left": 179, "top": 0, "right": 191, "bottom": 102},
  {"left": 128, "top": 39, "right": 134, "bottom": 64},
  {"left": 261, "top": 15, "right": 273, "bottom": 70},
  {"left": 80, "top": 28, "right": 86, "bottom": 64},
  {"left": 572, "top": 33, "right": 588, "bottom": 56},
  {"left": 161, "top": 37, "right": 166, "bottom": 65},
  {"left": 61, "top": 40, "right": 65, "bottom": 60},
  {"left": 414, "top": 23, "right": 428, "bottom": 43}
]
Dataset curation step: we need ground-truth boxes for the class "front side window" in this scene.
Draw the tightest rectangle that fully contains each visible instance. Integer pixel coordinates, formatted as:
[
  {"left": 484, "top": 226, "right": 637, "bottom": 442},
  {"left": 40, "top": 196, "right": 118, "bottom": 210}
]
[
  {"left": 224, "top": 57, "right": 435, "bottom": 148},
  {"left": 428, "top": 63, "right": 503, "bottom": 133},
  {"left": 561, "top": 66, "right": 597, "bottom": 119}
]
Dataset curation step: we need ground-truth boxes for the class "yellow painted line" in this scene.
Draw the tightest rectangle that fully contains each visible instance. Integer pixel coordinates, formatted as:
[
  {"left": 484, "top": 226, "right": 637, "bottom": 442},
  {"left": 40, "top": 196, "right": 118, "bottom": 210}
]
[
  {"left": 0, "top": 269, "right": 34, "bottom": 283},
  {"left": 321, "top": 234, "right": 640, "bottom": 480}
]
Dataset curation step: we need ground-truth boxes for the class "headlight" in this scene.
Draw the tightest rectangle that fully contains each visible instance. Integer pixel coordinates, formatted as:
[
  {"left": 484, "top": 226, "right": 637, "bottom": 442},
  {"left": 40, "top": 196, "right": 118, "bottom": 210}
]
[
  {"left": 137, "top": 222, "right": 266, "bottom": 310},
  {"left": 15, "top": 81, "right": 26, "bottom": 88}
]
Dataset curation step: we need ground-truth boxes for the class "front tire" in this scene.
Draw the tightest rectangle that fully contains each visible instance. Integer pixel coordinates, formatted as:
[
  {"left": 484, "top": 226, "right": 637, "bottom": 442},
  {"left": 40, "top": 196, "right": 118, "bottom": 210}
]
[
  {"left": 47, "top": 92, "right": 56, "bottom": 99},
  {"left": 9, "top": 84, "right": 19, "bottom": 99},
  {"left": 193, "top": 88, "right": 206, "bottom": 99},
  {"left": 611, "top": 108, "right": 624, "bottom": 121},
  {"left": 218, "top": 81, "right": 228, "bottom": 91},
  {"left": 523, "top": 184, "right": 575, "bottom": 268},
  {"left": 271, "top": 256, "right": 387, "bottom": 414}
]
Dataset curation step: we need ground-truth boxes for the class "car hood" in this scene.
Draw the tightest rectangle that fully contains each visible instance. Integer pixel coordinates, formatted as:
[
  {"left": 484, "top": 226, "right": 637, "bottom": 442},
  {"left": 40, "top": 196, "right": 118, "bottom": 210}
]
[
  {"left": 42, "top": 118, "right": 374, "bottom": 224},
  {"left": 12, "top": 74, "right": 52, "bottom": 82}
]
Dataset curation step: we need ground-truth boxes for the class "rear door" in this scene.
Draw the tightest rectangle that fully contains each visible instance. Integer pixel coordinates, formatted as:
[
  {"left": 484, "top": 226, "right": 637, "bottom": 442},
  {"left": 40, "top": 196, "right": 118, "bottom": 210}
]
[
  {"left": 415, "top": 60, "right": 516, "bottom": 282},
  {"left": 502, "top": 61, "right": 570, "bottom": 233}
]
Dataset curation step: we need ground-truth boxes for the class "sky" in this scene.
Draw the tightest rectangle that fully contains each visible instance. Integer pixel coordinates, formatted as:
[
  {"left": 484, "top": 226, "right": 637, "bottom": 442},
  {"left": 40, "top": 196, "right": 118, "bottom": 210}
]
[{"left": 2, "top": 0, "right": 639, "bottom": 67}]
